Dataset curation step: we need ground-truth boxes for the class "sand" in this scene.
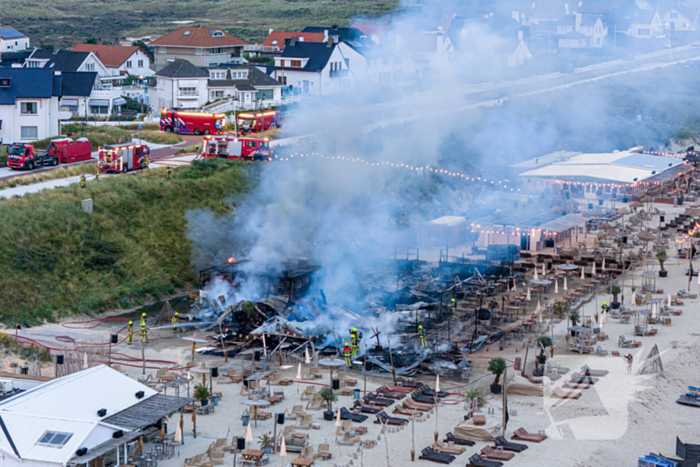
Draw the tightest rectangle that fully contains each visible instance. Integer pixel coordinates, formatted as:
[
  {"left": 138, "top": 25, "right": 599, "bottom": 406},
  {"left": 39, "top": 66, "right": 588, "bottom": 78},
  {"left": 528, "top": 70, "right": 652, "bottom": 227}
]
[{"left": 6, "top": 202, "right": 700, "bottom": 467}]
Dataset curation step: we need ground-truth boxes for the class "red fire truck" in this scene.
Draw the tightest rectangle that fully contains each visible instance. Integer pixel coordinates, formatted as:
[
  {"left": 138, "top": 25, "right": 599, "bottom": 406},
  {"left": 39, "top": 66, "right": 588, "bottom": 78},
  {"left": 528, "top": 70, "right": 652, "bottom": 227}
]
[
  {"left": 160, "top": 109, "right": 226, "bottom": 135},
  {"left": 237, "top": 111, "right": 282, "bottom": 134},
  {"left": 43, "top": 138, "right": 93, "bottom": 164},
  {"left": 202, "top": 135, "right": 270, "bottom": 161},
  {"left": 98, "top": 143, "right": 150, "bottom": 173}
]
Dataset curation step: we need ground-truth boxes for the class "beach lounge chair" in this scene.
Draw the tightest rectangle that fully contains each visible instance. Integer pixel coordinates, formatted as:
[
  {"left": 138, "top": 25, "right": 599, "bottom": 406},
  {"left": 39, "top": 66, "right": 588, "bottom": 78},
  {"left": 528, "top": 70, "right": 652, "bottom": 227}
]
[
  {"left": 570, "top": 374, "right": 598, "bottom": 384},
  {"left": 375, "top": 410, "right": 409, "bottom": 425},
  {"left": 297, "top": 414, "right": 314, "bottom": 430},
  {"left": 340, "top": 407, "right": 368, "bottom": 422},
  {"left": 404, "top": 398, "right": 433, "bottom": 412},
  {"left": 339, "top": 431, "right": 361, "bottom": 445},
  {"left": 468, "top": 454, "right": 503, "bottom": 467},
  {"left": 396, "top": 377, "right": 422, "bottom": 388},
  {"left": 365, "top": 393, "right": 394, "bottom": 406},
  {"left": 306, "top": 394, "right": 324, "bottom": 411},
  {"left": 581, "top": 365, "right": 609, "bottom": 377},
  {"left": 494, "top": 436, "right": 528, "bottom": 452},
  {"left": 304, "top": 367, "right": 323, "bottom": 380},
  {"left": 209, "top": 451, "right": 225, "bottom": 466},
  {"left": 314, "top": 443, "right": 332, "bottom": 460},
  {"left": 551, "top": 388, "right": 583, "bottom": 399},
  {"left": 292, "top": 447, "right": 315, "bottom": 466},
  {"left": 300, "top": 386, "right": 316, "bottom": 400},
  {"left": 445, "top": 432, "right": 475, "bottom": 446},
  {"left": 338, "top": 371, "right": 357, "bottom": 386},
  {"left": 419, "top": 447, "right": 456, "bottom": 464},
  {"left": 432, "top": 441, "right": 466, "bottom": 456},
  {"left": 563, "top": 381, "right": 590, "bottom": 390},
  {"left": 354, "top": 400, "right": 382, "bottom": 414},
  {"left": 480, "top": 446, "right": 515, "bottom": 461},
  {"left": 377, "top": 387, "right": 406, "bottom": 399},
  {"left": 393, "top": 405, "right": 416, "bottom": 416},
  {"left": 511, "top": 428, "right": 547, "bottom": 443},
  {"left": 420, "top": 384, "right": 450, "bottom": 399},
  {"left": 412, "top": 391, "right": 438, "bottom": 404},
  {"left": 286, "top": 405, "right": 307, "bottom": 420}
]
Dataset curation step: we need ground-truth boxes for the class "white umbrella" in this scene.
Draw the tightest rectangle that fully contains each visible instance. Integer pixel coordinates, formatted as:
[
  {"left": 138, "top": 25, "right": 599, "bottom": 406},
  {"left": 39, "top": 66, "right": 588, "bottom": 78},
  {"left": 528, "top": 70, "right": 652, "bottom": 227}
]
[
  {"left": 296, "top": 362, "right": 302, "bottom": 379},
  {"left": 526, "top": 287, "right": 531, "bottom": 301},
  {"left": 564, "top": 277, "right": 568, "bottom": 291},
  {"left": 507, "top": 281, "right": 511, "bottom": 293},
  {"left": 667, "top": 294, "right": 672, "bottom": 307},
  {"left": 581, "top": 266, "right": 585, "bottom": 280},
  {"left": 177, "top": 350, "right": 182, "bottom": 366},
  {"left": 335, "top": 407, "right": 342, "bottom": 426},
  {"left": 513, "top": 278, "right": 517, "bottom": 291},
  {"left": 174, "top": 420, "right": 182, "bottom": 444},
  {"left": 697, "top": 271, "right": 700, "bottom": 285},
  {"left": 602, "top": 258, "right": 606, "bottom": 271},
  {"left": 305, "top": 348, "right": 311, "bottom": 365},
  {"left": 652, "top": 303, "right": 657, "bottom": 319},
  {"left": 554, "top": 280, "right": 559, "bottom": 294},
  {"left": 592, "top": 262, "right": 596, "bottom": 275},
  {"left": 533, "top": 268, "right": 539, "bottom": 280},
  {"left": 542, "top": 263, "right": 546, "bottom": 276},
  {"left": 83, "top": 353, "right": 88, "bottom": 369},
  {"left": 245, "top": 423, "right": 253, "bottom": 449},
  {"left": 435, "top": 374, "right": 440, "bottom": 393},
  {"left": 537, "top": 301, "right": 542, "bottom": 323},
  {"left": 280, "top": 436, "right": 287, "bottom": 460}
]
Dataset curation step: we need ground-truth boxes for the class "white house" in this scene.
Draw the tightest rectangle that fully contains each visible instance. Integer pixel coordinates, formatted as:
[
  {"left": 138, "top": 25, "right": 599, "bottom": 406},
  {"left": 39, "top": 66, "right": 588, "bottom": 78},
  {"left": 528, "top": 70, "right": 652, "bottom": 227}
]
[
  {"left": 154, "top": 59, "right": 209, "bottom": 109},
  {"left": 0, "top": 365, "right": 191, "bottom": 467},
  {"left": 661, "top": 7, "right": 699, "bottom": 32},
  {"left": 576, "top": 14, "right": 607, "bottom": 47},
  {"left": 0, "top": 26, "right": 30, "bottom": 52},
  {"left": 0, "top": 68, "right": 69, "bottom": 144},
  {"left": 23, "top": 49, "right": 124, "bottom": 86},
  {"left": 150, "top": 26, "right": 248, "bottom": 71},
  {"left": 606, "top": 4, "right": 664, "bottom": 38},
  {"left": 205, "top": 65, "right": 284, "bottom": 108},
  {"left": 271, "top": 39, "right": 355, "bottom": 96},
  {"left": 72, "top": 44, "right": 154, "bottom": 78}
]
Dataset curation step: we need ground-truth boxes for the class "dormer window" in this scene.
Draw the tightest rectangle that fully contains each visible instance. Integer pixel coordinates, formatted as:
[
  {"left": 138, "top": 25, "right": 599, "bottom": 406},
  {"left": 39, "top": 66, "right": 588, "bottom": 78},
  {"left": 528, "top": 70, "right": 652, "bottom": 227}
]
[
  {"left": 210, "top": 30, "right": 225, "bottom": 37},
  {"left": 184, "top": 31, "right": 191, "bottom": 36}
]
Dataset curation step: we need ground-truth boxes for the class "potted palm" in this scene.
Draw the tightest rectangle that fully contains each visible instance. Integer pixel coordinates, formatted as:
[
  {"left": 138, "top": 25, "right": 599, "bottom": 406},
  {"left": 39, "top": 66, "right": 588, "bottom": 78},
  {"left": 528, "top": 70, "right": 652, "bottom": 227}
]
[
  {"left": 258, "top": 432, "right": 273, "bottom": 454},
  {"left": 569, "top": 310, "right": 581, "bottom": 336},
  {"left": 194, "top": 384, "right": 211, "bottom": 407},
  {"left": 536, "top": 336, "right": 552, "bottom": 368},
  {"left": 611, "top": 284, "right": 622, "bottom": 308},
  {"left": 656, "top": 250, "right": 668, "bottom": 278},
  {"left": 320, "top": 387, "right": 337, "bottom": 421},
  {"left": 488, "top": 357, "right": 507, "bottom": 394}
]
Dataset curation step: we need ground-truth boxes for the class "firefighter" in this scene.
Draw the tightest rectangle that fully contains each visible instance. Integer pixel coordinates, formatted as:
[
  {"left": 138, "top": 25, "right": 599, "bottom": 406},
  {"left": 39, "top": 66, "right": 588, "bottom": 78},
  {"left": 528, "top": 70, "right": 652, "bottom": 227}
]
[
  {"left": 141, "top": 322, "right": 149, "bottom": 344},
  {"left": 142, "top": 155, "right": 150, "bottom": 170},
  {"left": 450, "top": 297, "right": 457, "bottom": 318},
  {"left": 166, "top": 166, "right": 172, "bottom": 181},
  {"left": 343, "top": 342, "right": 352, "bottom": 367},
  {"left": 127, "top": 320, "right": 133, "bottom": 345},
  {"left": 94, "top": 167, "right": 100, "bottom": 181},
  {"left": 418, "top": 325, "right": 427, "bottom": 348},
  {"left": 602, "top": 301, "right": 608, "bottom": 314},
  {"left": 355, "top": 328, "right": 362, "bottom": 357},
  {"left": 172, "top": 312, "right": 179, "bottom": 334},
  {"left": 349, "top": 328, "right": 357, "bottom": 357},
  {"left": 79, "top": 174, "right": 86, "bottom": 189},
  {"left": 140, "top": 312, "right": 147, "bottom": 328}
]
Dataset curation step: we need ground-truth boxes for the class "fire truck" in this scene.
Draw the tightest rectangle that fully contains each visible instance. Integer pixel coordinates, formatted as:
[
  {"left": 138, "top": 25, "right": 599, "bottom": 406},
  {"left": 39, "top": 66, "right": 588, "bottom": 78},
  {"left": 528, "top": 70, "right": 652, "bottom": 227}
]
[
  {"left": 237, "top": 111, "right": 282, "bottom": 135},
  {"left": 43, "top": 138, "right": 93, "bottom": 164},
  {"left": 160, "top": 109, "right": 226, "bottom": 135},
  {"left": 202, "top": 135, "right": 270, "bottom": 161},
  {"left": 98, "top": 143, "right": 150, "bottom": 173},
  {"left": 6, "top": 138, "right": 93, "bottom": 170},
  {"left": 6, "top": 143, "right": 57, "bottom": 169}
]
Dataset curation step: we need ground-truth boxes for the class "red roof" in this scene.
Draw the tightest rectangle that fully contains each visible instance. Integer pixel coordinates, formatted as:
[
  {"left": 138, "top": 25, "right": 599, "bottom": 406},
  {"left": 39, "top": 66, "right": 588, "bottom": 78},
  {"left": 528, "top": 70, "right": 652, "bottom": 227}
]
[
  {"left": 263, "top": 32, "right": 325, "bottom": 49},
  {"left": 351, "top": 23, "right": 390, "bottom": 37},
  {"left": 72, "top": 44, "right": 140, "bottom": 67},
  {"left": 150, "top": 26, "right": 247, "bottom": 48}
]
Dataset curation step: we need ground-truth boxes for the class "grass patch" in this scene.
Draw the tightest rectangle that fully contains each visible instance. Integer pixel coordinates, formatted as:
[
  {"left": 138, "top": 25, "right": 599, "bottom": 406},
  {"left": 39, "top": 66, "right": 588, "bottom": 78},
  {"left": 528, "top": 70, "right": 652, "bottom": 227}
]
[
  {"left": 37, "top": 126, "right": 133, "bottom": 150},
  {"left": 0, "top": 333, "right": 52, "bottom": 362},
  {"left": 0, "top": 163, "right": 98, "bottom": 191},
  {"left": 0, "top": 158, "right": 253, "bottom": 324},
  {"left": 121, "top": 123, "right": 161, "bottom": 131},
  {"left": 175, "top": 146, "right": 198, "bottom": 156},
  {"left": 137, "top": 131, "right": 182, "bottom": 145}
]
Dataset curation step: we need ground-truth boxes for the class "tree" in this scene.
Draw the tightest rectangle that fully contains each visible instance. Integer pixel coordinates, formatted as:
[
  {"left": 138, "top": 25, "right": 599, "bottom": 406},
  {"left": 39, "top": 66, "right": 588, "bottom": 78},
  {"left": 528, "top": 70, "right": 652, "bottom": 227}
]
[
  {"left": 320, "top": 387, "right": 337, "bottom": 413},
  {"left": 488, "top": 357, "right": 507, "bottom": 388},
  {"left": 656, "top": 250, "right": 667, "bottom": 272},
  {"left": 553, "top": 303, "right": 567, "bottom": 318},
  {"left": 133, "top": 40, "right": 154, "bottom": 60},
  {"left": 257, "top": 432, "right": 273, "bottom": 449},
  {"left": 194, "top": 384, "right": 211, "bottom": 406},
  {"left": 569, "top": 309, "right": 580, "bottom": 327},
  {"left": 86, "top": 37, "right": 98, "bottom": 44},
  {"left": 611, "top": 284, "right": 622, "bottom": 303}
]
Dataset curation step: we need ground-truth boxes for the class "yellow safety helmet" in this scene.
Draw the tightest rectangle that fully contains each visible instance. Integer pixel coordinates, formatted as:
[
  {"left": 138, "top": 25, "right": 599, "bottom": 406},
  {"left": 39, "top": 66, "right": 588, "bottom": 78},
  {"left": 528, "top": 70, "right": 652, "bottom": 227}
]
[
  {"left": 128, "top": 320, "right": 133, "bottom": 325},
  {"left": 141, "top": 322, "right": 146, "bottom": 327},
  {"left": 142, "top": 312, "right": 147, "bottom": 317},
  {"left": 451, "top": 298, "right": 456, "bottom": 302},
  {"left": 175, "top": 312, "right": 179, "bottom": 316},
  {"left": 419, "top": 325, "right": 423, "bottom": 329}
]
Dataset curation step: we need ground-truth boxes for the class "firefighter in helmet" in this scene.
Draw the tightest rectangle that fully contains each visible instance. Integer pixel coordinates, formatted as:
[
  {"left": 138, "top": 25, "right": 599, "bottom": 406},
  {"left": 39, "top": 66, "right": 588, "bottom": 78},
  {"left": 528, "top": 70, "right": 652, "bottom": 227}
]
[
  {"left": 141, "top": 322, "right": 148, "bottom": 344},
  {"left": 451, "top": 297, "right": 457, "bottom": 318},
  {"left": 418, "top": 325, "right": 427, "bottom": 348},
  {"left": 172, "top": 312, "right": 179, "bottom": 334},
  {"left": 80, "top": 174, "right": 86, "bottom": 189},
  {"left": 140, "top": 312, "right": 147, "bottom": 328},
  {"left": 343, "top": 342, "right": 352, "bottom": 367},
  {"left": 94, "top": 167, "right": 100, "bottom": 181},
  {"left": 127, "top": 320, "right": 133, "bottom": 345},
  {"left": 349, "top": 328, "right": 357, "bottom": 357},
  {"left": 166, "top": 166, "right": 172, "bottom": 181},
  {"left": 142, "top": 154, "right": 149, "bottom": 170},
  {"left": 354, "top": 327, "right": 362, "bottom": 357}
]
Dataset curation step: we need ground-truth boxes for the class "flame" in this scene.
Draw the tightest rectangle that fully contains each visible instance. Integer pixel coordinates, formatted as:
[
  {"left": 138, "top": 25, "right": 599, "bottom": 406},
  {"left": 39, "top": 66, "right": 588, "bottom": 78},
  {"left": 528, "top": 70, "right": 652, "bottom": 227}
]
[{"left": 228, "top": 257, "right": 235, "bottom": 263}]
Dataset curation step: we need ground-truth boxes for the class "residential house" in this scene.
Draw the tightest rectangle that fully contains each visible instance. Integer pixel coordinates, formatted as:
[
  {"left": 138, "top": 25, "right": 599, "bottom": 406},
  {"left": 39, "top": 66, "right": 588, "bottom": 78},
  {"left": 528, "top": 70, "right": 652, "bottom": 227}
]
[
  {"left": 556, "top": 15, "right": 576, "bottom": 34},
  {"left": 154, "top": 59, "right": 209, "bottom": 109},
  {"left": 351, "top": 22, "right": 391, "bottom": 44},
  {"left": 0, "top": 26, "right": 30, "bottom": 52},
  {"left": 523, "top": 1, "right": 569, "bottom": 24},
  {"left": 271, "top": 39, "right": 354, "bottom": 95},
  {"left": 58, "top": 71, "right": 128, "bottom": 117},
  {"left": 605, "top": 1, "right": 663, "bottom": 38},
  {"left": 661, "top": 7, "right": 699, "bottom": 31},
  {"left": 302, "top": 24, "right": 365, "bottom": 43},
  {"left": 150, "top": 26, "right": 248, "bottom": 71},
  {"left": 205, "top": 65, "right": 284, "bottom": 108},
  {"left": 72, "top": 44, "right": 154, "bottom": 78},
  {"left": 0, "top": 365, "right": 191, "bottom": 467},
  {"left": 0, "top": 68, "right": 69, "bottom": 144},
  {"left": 558, "top": 31, "right": 591, "bottom": 48},
  {"left": 396, "top": 31, "right": 454, "bottom": 71},
  {"left": 262, "top": 31, "right": 325, "bottom": 53},
  {"left": 576, "top": 14, "right": 607, "bottom": 47},
  {"left": 557, "top": 13, "right": 607, "bottom": 47}
]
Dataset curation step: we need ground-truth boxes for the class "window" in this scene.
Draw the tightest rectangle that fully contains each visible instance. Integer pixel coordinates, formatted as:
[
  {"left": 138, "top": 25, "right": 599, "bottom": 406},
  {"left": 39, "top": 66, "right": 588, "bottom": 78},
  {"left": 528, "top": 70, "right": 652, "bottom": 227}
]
[
  {"left": 277, "top": 76, "right": 287, "bottom": 85},
  {"left": 126, "top": 60, "right": 132, "bottom": 68},
  {"left": 21, "top": 126, "right": 38, "bottom": 139},
  {"left": 211, "top": 47, "right": 227, "bottom": 54},
  {"left": 21, "top": 102, "right": 37, "bottom": 115},
  {"left": 179, "top": 87, "right": 198, "bottom": 96},
  {"left": 211, "top": 30, "right": 225, "bottom": 37},
  {"left": 271, "top": 40, "right": 278, "bottom": 45},
  {"left": 37, "top": 431, "right": 74, "bottom": 448},
  {"left": 184, "top": 31, "right": 191, "bottom": 36},
  {"left": 85, "top": 63, "right": 95, "bottom": 71},
  {"left": 195, "top": 48, "right": 203, "bottom": 55},
  {"left": 138, "top": 59, "right": 144, "bottom": 67},
  {"left": 212, "top": 90, "right": 224, "bottom": 98},
  {"left": 246, "top": 141, "right": 257, "bottom": 147},
  {"left": 671, "top": 12, "right": 678, "bottom": 19},
  {"left": 291, "top": 60, "right": 302, "bottom": 68}
]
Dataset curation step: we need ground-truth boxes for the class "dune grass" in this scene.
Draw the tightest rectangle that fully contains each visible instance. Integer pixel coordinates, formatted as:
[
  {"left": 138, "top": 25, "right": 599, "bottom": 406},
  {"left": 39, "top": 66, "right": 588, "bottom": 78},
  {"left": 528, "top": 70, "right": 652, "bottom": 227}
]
[
  {"left": 0, "top": 158, "right": 253, "bottom": 325},
  {"left": 0, "top": 163, "right": 98, "bottom": 190},
  {"left": 137, "top": 131, "right": 183, "bottom": 145}
]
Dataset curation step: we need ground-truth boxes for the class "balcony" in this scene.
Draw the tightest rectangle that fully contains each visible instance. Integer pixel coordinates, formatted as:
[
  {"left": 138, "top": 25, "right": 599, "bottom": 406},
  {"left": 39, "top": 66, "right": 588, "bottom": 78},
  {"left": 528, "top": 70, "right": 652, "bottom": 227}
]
[
  {"left": 329, "top": 69, "right": 349, "bottom": 78},
  {"left": 177, "top": 90, "right": 200, "bottom": 97}
]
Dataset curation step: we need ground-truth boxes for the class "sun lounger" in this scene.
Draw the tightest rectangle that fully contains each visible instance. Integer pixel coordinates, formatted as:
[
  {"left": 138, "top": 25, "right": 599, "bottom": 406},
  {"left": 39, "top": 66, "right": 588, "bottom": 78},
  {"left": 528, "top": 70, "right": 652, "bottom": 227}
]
[
  {"left": 570, "top": 375, "right": 598, "bottom": 384},
  {"left": 563, "top": 381, "right": 591, "bottom": 390},
  {"left": 396, "top": 377, "right": 422, "bottom": 388},
  {"left": 551, "top": 388, "right": 583, "bottom": 399},
  {"left": 494, "top": 436, "right": 528, "bottom": 452},
  {"left": 340, "top": 407, "right": 368, "bottom": 423},
  {"left": 432, "top": 441, "right": 466, "bottom": 456},
  {"left": 378, "top": 387, "right": 406, "bottom": 399},
  {"left": 365, "top": 393, "right": 394, "bottom": 406},
  {"left": 420, "top": 384, "right": 450, "bottom": 399},
  {"left": 581, "top": 365, "right": 609, "bottom": 377},
  {"left": 412, "top": 391, "right": 438, "bottom": 404},
  {"left": 511, "top": 428, "right": 547, "bottom": 443},
  {"left": 419, "top": 447, "right": 456, "bottom": 464},
  {"left": 468, "top": 454, "right": 503, "bottom": 467},
  {"left": 480, "top": 446, "right": 515, "bottom": 462},
  {"left": 445, "top": 432, "right": 475, "bottom": 446},
  {"left": 375, "top": 410, "right": 409, "bottom": 426},
  {"left": 354, "top": 401, "right": 382, "bottom": 414},
  {"left": 404, "top": 398, "right": 433, "bottom": 412}
]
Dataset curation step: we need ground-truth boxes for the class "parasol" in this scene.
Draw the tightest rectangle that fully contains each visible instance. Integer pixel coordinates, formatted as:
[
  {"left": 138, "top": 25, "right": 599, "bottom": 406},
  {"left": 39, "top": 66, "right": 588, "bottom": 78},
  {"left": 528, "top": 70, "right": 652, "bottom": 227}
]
[
  {"left": 564, "top": 277, "right": 568, "bottom": 291},
  {"left": 554, "top": 280, "right": 559, "bottom": 294}
]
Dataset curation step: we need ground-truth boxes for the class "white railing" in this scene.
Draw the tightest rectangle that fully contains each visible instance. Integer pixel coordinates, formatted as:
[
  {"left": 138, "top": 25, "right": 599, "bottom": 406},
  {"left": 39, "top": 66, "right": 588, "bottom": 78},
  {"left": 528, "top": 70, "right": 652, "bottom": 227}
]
[{"left": 177, "top": 90, "right": 199, "bottom": 97}]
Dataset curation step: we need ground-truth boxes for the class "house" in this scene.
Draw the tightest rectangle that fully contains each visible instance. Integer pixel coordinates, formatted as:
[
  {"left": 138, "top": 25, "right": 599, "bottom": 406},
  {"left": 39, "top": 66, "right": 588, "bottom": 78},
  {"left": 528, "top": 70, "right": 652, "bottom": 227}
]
[
  {"left": 154, "top": 59, "right": 209, "bottom": 109},
  {"left": 576, "top": 14, "right": 607, "bottom": 47},
  {"left": 262, "top": 31, "right": 325, "bottom": 52},
  {"left": 302, "top": 24, "right": 365, "bottom": 43},
  {"left": 558, "top": 31, "right": 591, "bottom": 48},
  {"left": 396, "top": 32, "right": 455, "bottom": 71},
  {"left": 150, "top": 26, "right": 248, "bottom": 71},
  {"left": 0, "top": 68, "right": 69, "bottom": 144},
  {"left": 556, "top": 15, "right": 576, "bottom": 34},
  {"left": 205, "top": 65, "right": 284, "bottom": 108},
  {"left": 72, "top": 44, "right": 154, "bottom": 78},
  {"left": 351, "top": 22, "right": 391, "bottom": 44},
  {"left": 271, "top": 39, "right": 354, "bottom": 95},
  {"left": 523, "top": 1, "right": 569, "bottom": 24},
  {"left": 557, "top": 13, "right": 607, "bottom": 48},
  {"left": 0, "top": 365, "right": 191, "bottom": 467},
  {"left": 24, "top": 49, "right": 120, "bottom": 83},
  {"left": 59, "top": 71, "right": 128, "bottom": 117},
  {"left": 661, "top": 7, "right": 700, "bottom": 31},
  {"left": 0, "top": 26, "right": 30, "bottom": 52},
  {"left": 605, "top": 1, "right": 664, "bottom": 38}
]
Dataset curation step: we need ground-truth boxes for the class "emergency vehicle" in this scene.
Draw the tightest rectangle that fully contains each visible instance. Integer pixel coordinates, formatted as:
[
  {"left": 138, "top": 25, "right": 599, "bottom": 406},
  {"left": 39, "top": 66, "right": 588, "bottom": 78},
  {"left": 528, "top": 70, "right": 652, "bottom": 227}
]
[
  {"left": 98, "top": 143, "right": 150, "bottom": 173},
  {"left": 160, "top": 109, "right": 226, "bottom": 135},
  {"left": 43, "top": 138, "right": 93, "bottom": 164},
  {"left": 202, "top": 135, "right": 270, "bottom": 161},
  {"left": 237, "top": 111, "right": 281, "bottom": 134}
]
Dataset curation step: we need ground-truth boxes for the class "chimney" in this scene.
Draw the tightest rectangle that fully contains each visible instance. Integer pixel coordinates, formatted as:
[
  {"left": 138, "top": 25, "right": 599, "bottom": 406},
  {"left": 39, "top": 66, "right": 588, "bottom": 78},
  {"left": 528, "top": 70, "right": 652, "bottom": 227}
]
[
  {"left": 327, "top": 36, "right": 335, "bottom": 47},
  {"left": 289, "top": 36, "right": 297, "bottom": 46},
  {"left": 512, "top": 11, "right": 520, "bottom": 22},
  {"left": 324, "top": 29, "right": 329, "bottom": 43},
  {"left": 565, "top": 3, "right": 570, "bottom": 14},
  {"left": 269, "top": 28, "right": 273, "bottom": 35},
  {"left": 332, "top": 23, "right": 339, "bottom": 31},
  {"left": 518, "top": 30, "right": 524, "bottom": 41}
]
